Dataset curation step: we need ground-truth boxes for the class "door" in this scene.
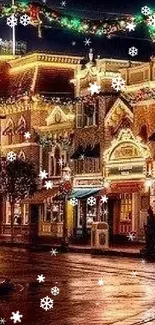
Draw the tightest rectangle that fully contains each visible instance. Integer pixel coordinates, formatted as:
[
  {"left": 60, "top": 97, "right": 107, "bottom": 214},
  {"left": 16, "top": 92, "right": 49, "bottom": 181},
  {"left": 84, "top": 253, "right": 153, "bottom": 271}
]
[
  {"left": 108, "top": 199, "right": 115, "bottom": 244},
  {"left": 30, "top": 205, "right": 39, "bottom": 240}
]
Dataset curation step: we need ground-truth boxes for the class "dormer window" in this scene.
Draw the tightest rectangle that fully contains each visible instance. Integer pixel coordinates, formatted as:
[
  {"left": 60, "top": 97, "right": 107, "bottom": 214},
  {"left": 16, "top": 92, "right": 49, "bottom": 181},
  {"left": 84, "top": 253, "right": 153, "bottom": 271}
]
[{"left": 76, "top": 99, "right": 98, "bottom": 128}]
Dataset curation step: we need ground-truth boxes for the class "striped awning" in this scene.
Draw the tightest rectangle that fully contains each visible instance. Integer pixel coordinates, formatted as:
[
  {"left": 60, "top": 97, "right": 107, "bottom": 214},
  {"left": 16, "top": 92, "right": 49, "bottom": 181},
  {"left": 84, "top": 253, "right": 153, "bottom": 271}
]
[
  {"left": 70, "top": 187, "right": 101, "bottom": 199},
  {"left": 22, "top": 188, "right": 58, "bottom": 204}
]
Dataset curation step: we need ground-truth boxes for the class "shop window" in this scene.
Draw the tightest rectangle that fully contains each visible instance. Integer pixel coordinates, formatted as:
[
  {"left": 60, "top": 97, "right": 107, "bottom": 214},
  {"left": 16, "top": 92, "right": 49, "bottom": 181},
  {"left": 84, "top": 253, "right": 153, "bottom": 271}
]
[
  {"left": 86, "top": 204, "right": 97, "bottom": 227},
  {"left": 6, "top": 202, "right": 22, "bottom": 225},
  {"left": 44, "top": 202, "right": 63, "bottom": 223},
  {"left": 77, "top": 200, "right": 97, "bottom": 228},
  {"left": 23, "top": 204, "right": 29, "bottom": 224},
  {"left": 120, "top": 194, "right": 132, "bottom": 221}
]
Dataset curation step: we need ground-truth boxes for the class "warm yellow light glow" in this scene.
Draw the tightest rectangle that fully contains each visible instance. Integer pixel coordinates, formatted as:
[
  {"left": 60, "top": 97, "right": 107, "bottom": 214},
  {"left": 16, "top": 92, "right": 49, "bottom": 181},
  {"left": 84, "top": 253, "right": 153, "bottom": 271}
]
[
  {"left": 9, "top": 52, "right": 81, "bottom": 73},
  {"left": 9, "top": 61, "right": 79, "bottom": 73},
  {"left": 145, "top": 179, "right": 153, "bottom": 188}
]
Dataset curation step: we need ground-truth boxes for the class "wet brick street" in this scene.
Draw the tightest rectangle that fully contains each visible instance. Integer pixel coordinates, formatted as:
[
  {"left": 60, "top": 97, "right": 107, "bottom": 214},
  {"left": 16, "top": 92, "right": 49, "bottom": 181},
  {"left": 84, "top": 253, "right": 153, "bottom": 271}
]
[{"left": 0, "top": 247, "right": 155, "bottom": 325}]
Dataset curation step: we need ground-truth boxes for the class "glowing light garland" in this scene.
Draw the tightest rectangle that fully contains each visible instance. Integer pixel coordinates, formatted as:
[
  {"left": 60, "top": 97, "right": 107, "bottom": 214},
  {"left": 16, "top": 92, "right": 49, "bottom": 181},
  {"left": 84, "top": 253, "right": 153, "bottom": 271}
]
[{"left": 1, "top": 2, "right": 155, "bottom": 40}]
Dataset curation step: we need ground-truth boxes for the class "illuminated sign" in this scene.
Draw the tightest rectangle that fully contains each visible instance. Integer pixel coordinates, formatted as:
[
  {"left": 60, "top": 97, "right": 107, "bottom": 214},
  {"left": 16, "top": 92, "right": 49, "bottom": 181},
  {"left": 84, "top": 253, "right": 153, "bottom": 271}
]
[{"left": 109, "top": 165, "right": 144, "bottom": 176}]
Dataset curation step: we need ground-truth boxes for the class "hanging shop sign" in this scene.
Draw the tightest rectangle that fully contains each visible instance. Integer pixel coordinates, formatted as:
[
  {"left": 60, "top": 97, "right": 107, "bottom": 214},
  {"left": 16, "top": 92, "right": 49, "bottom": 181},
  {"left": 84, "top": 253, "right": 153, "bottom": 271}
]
[
  {"left": 111, "top": 182, "right": 144, "bottom": 193},
  {"left": 109, "top": 165, "right": 144, "bottom": 177}
]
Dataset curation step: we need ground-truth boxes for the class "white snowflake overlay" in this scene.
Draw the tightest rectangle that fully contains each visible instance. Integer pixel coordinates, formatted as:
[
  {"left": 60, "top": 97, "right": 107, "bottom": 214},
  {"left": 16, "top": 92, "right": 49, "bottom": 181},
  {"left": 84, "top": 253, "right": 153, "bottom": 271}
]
[
  {"left": 37, "top": 274, "right": 45, "bottom": 283},
  {"left": 40, "top": 296, "right": 54, "bottom": 311},
  {"left": 7, "top": 15, "right": 17, "bottom": 28},
  {"left": 141, "top": 6, "right": 151, "bottom": 16},
  {"left": 128, "top": 46, "right": 138, "bottom": 57},
  {"left": 51, "top": 286, "right": 60, "bottom": 296},
  {"left": 147, "top": 14, "right": 155, "bottom": 27},
  {"left": 112, "top": 75, "right": 126, "bottom": 92},
  {"left": 10, "top": 311, "right": 23, "bottom": 324},
  {"left": 126, "top": 22, "right": 136, "bottom": 32},
  {"left": 7, "top": 151, "right": 17, "bottom": 162},
  {"left": 20, "top": 14, "right": 30, "bottom": 26},
  {"left": 70, "top": 198, "right": 78, "bottom": 206},
  {"left": 87, "top": 196, "right": 96, "bottom": 206},
  {"left": 88, "top": 82, "right": 101, "bottom": 95}
]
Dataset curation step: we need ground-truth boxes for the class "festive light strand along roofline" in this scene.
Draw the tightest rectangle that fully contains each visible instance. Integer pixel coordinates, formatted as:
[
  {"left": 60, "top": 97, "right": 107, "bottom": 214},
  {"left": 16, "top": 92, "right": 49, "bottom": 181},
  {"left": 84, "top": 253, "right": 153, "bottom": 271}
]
[{"left": 1, "top": 1, "right": 155, "bottom": 40}]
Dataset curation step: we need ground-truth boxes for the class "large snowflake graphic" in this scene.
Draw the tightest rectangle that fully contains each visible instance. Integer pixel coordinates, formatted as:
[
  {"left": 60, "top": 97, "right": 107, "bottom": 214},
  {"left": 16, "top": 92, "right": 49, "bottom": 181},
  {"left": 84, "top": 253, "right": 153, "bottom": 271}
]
[
  {"left": 100, "top": 195, "right": 108, "bottom": 204},
  {"left": 10, "top": 311, "right": 23, "bottom": 323},
  {"left": 88, "top": 82, "right": 101, "bottom": 95},
  {"left": 147, "top": 14, "right": 155, "bottom": 27},
  {"left": 141, "top": 5, "right": 151, "bottom": 16},
  {"left": 20, "top": 14, "right": 30, "bottom": 26},
  {"left": 37, "top": 274, "right": 45, "bottom": 283},
  {"left": 111, "top": 76, "right": 126, "bottom": 92},
  {"left": 51, "top": 286, "right": 60, "bottom": 296},
  {"left": 84, "top": 38, "right": 92, "bottom": 46},
  {"left": 128, "top": 46, "right": 138, "bottom": 57},
  {"left": 40, "top": 296, "right": 54, "bottom": 311},
  {"left": 87, "top": 196, "right": 96, "bottom": 206},
  {"left": 44, "top": 180, "right": 53, "bottom": 190},
  {"left": 126, "top": 22, "right": 136, "bottom": 32},
  {"left": 7, "top": 151, "right": 17, "bottom": 162},
  {"left": 70, "top": 198, "right": 78, "bottom": 206},
  {"left": 7, "top": 15, "right": 17, "bottom": 28}
]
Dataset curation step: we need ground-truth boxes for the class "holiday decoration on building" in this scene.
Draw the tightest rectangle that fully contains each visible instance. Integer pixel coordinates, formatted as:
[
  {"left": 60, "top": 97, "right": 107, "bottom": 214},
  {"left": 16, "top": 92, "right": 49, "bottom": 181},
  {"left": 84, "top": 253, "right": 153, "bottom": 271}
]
[
  {"left": 125, "top": 87, "right": 155, "bottom": 103},
  {"left": 1, "top": 2, "right": 155, "bottom": 40},
  {"left": 38, "top": 133, "right": 74, "bottom": 149}
]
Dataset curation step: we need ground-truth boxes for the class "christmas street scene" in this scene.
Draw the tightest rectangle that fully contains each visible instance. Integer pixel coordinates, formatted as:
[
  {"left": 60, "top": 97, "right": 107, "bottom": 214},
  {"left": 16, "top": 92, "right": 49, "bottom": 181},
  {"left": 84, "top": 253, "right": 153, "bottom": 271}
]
[{"left": 1, "top": 0, "right": 155, "bottom": 324}]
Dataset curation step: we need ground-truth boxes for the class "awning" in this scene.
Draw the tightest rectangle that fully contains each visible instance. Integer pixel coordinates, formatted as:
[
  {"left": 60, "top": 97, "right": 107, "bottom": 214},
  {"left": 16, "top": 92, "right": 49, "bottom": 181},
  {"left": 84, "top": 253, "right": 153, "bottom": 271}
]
[
  {"left": 70, "top": 145, "right": 84, "bottom": 159},
  {"left": 149, "top": 132, "right": 155, "bottom": 141},
  {"left": 22, "top": 188, "right": 58, "bottom": 204},
  {"left": 71, "top": 144, "right": 100, "bottom": 159},
  {"left": 70, "top": 187, "right": 101, "bottom": 199}
]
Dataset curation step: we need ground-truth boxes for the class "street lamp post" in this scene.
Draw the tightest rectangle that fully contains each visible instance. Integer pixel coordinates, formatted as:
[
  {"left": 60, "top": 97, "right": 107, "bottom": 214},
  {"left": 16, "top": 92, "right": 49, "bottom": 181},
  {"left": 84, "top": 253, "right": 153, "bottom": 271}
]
[
  {"left": 60, "top": 166, "right": 72, "bottom": 251},
  {"left": 145, "top": 178, "right": 153, "bottom": 206}
]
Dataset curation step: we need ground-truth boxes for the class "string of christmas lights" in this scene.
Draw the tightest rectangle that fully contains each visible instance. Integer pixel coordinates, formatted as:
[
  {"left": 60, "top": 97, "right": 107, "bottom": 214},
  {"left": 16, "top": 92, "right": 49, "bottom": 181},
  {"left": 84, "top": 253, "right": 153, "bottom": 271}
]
[{"left": 1, "top": 1, "right": 155, "bottom": 40}]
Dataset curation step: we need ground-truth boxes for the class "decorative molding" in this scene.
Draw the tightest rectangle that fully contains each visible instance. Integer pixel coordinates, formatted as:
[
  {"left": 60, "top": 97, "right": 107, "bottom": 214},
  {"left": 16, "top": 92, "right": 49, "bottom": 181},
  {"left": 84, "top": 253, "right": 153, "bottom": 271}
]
[{"left": 104, "top": 128, "right": 150, "bottom": 163}]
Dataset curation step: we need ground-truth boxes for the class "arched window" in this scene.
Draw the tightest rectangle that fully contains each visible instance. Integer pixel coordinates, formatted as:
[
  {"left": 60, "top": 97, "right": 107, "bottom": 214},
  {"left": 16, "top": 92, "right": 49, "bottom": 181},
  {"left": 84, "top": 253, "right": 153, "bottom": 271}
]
[
  {"left": 15, "top": 116, "right": 26, "bottom": 143},
  {"left": 3, "top": 118, "right": 14, "bottom": 145},
  {"left": 139, "top": 124, "right": 148, "bottom": 143},
  {"left": 49, "top": 145, "right": 66, "bottom": 177},
  {"left": 55, "top": 146, "right": 61, "bottom": 176},
  {"left": 18, "top": 150, "right": 26, "bottom": 160}
]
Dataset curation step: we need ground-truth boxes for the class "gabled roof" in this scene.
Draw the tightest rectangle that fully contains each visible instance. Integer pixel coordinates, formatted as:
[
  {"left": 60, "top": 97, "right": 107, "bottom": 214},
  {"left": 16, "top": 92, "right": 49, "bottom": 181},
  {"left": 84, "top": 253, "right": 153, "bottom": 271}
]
[{"left": 105, "top": 96, "right": 133, "bottom": 128}]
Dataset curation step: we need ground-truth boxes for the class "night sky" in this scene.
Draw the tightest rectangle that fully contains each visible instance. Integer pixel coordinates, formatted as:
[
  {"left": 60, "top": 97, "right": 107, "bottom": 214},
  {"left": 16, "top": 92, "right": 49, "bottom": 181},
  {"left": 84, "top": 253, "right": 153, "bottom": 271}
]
[{"left": 1, "top": 0, "right": 155, "bottom": 60}]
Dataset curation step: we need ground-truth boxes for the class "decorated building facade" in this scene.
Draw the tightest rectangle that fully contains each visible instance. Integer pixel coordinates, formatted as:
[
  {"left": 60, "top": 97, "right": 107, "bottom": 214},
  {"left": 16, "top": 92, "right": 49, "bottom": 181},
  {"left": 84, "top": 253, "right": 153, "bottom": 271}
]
[
  {"left": 70, "top": 54, "right": 155, "bottom": 243},
  {"left": 0, "top": 53, "right": 80, "bottom": 243},
  {"left": 0, "top": 52, "right": 155, "bottom": 244}
]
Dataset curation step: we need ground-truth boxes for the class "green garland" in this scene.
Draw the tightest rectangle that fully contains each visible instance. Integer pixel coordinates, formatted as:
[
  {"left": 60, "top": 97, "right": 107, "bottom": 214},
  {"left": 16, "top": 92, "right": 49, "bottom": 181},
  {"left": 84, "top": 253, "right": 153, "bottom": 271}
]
[{"left": 0, "top": 1, "right": 155, "bottom": 40}]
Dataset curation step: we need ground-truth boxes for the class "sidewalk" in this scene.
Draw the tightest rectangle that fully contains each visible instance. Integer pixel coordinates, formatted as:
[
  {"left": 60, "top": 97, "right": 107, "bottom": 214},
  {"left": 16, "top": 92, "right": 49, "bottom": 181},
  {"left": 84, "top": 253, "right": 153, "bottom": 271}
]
[{"left": 0, "top": 240, "right": 145, "bottom": 258}]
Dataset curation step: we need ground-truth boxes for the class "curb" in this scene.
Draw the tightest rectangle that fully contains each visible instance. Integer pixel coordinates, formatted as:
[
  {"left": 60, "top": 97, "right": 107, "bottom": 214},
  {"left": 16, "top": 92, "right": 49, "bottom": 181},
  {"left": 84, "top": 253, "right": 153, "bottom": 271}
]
[{"left": 0, "top": 242, "right": 143, "bottom": 258}]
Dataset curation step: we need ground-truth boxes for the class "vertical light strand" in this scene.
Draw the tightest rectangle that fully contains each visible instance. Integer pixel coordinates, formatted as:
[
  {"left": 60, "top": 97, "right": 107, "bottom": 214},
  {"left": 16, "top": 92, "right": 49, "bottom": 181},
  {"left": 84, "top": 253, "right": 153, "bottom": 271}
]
[{"left": 12, "top": 0, "right": 16, "bottom": 56}]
